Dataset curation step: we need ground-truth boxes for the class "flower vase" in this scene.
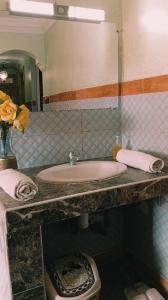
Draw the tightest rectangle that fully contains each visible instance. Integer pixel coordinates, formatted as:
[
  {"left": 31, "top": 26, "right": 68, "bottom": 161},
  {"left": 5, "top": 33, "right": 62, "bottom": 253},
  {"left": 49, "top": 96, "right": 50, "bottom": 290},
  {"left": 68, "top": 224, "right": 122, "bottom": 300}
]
[{"left": 0, "top": 125, "right": 17, "bottom": 170}]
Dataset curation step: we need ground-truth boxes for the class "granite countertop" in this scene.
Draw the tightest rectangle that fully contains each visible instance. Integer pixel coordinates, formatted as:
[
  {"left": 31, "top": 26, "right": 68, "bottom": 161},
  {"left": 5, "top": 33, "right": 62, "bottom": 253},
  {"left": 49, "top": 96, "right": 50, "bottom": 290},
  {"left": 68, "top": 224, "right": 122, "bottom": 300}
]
[
  {"left": 1, "top": 159, "right": 168, "bottom": 215},
  {"left": 4, "top": 161, "right": 168, "bottom": 299}
]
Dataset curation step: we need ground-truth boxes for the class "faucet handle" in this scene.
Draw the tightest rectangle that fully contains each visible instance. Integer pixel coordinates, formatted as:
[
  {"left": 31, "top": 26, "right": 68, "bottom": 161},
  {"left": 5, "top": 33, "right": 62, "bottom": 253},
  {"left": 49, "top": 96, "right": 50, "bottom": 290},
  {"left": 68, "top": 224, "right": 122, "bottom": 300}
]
[
  {"left": 69, "top": 151, "right": 74, "bottom": 159},
  {"left": 69, "top": 151, "right": 79, "bottom": 165},
  {"left": 69, "top": 151, "right": 78, "bottom": 157}
]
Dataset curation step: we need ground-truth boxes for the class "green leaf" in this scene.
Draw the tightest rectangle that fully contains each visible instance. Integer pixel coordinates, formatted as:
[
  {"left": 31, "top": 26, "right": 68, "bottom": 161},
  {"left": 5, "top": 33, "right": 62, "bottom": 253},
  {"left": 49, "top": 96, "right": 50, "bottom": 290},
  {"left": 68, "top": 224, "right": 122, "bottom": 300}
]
[
  {"left": 0, "top": 99, "right": 4, "bottom": 104},
  {"left": 16, "top": 107, "right": 22, "bottom": 117}
]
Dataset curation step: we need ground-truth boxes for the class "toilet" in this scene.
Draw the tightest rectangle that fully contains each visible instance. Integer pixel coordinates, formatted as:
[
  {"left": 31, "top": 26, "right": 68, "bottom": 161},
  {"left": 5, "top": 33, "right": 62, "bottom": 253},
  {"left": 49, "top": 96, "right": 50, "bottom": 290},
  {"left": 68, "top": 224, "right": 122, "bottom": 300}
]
[{"left": 45, "top": 252, "right": 101, "bottom": 300}]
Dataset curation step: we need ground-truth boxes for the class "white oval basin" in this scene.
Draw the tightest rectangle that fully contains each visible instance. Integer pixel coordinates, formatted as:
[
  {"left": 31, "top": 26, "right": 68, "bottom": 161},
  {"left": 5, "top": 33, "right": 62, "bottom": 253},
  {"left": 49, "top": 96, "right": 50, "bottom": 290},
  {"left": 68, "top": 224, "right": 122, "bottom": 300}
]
[{"left": 36, "top": 161, "right": 127, "bottom": 183}]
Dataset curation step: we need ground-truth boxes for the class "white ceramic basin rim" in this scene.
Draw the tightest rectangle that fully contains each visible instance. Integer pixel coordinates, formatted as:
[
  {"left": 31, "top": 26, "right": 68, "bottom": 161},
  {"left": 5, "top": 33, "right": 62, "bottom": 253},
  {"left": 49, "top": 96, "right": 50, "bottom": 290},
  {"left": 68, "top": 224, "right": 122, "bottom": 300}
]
[{"left": 36, "top": 161, "right": 127, "bottom": 183}]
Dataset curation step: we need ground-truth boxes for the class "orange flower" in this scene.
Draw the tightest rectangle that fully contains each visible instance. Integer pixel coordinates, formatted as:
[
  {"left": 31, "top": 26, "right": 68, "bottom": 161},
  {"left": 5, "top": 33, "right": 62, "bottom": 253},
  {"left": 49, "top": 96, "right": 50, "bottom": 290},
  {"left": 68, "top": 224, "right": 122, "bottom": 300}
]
[
  {"left": 0, "top": 90, "right": 12, "bottom": 103},
  {"left": 13, "top": 105, "right": 29, "bottom": 132},
  {"left": 0, "top": 100, "right": 17, "bottom": 123}
]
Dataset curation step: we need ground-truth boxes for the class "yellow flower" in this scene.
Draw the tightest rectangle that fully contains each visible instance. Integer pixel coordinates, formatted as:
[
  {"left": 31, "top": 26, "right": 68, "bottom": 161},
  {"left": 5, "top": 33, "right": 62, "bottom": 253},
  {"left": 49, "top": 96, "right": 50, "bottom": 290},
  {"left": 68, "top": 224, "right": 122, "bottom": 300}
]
[
  {"left": 0, "top": 90, "right": 12, "bottom": 102},
  {"left": 0, "top": 100, "right": 17, "bottom": 123},
  {"left": 13, "top": 104, "right": 29, "bottom": 132}
]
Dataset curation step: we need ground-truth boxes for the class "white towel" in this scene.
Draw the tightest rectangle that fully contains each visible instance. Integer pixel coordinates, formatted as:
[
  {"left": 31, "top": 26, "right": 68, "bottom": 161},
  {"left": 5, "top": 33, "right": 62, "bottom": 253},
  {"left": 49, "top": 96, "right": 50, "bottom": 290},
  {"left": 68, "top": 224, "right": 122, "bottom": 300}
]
[
  {"left": 145, "top": 288, "right": 165, "bottom": 300},
  {"left": 0, "top": 169, "right": 38, "bottom": 201},
  {"left": 116, "top": 149, "right": 164, "bottom": 173}
]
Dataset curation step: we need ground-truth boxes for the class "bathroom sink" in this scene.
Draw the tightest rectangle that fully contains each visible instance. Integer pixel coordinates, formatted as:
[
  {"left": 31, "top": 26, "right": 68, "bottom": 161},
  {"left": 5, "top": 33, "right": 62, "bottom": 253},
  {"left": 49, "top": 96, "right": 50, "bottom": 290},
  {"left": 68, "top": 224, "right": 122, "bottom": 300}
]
[{"left": 36, "top": 161, "right": 127, "bottom": 183}]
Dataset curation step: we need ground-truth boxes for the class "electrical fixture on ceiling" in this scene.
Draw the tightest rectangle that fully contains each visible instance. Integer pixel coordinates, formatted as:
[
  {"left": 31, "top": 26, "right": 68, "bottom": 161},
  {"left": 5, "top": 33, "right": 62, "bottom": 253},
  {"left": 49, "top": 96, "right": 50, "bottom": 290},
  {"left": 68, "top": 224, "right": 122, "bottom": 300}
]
[
  {"left": 0, "top": 64, "right": 8, "bottom": 82},
  {"left": 9, "top": 0, "right": 105, "bottom": 22}
]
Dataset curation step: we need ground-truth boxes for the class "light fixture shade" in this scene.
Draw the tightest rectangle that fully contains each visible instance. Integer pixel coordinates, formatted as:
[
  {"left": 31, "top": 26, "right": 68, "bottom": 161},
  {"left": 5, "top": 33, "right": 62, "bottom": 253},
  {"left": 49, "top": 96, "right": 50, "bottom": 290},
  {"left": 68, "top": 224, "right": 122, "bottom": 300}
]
[
  {"left": 0, "top": 70, "right": 8, "bottom": 81},
  {"left": 9, "top": 0, "right": 54, "bottom": 16},
  {"left": 9, "top": 0, "right": 105, "bottom": 22},
  {"left": 68, "top": 6, "right": 105, "bottom": 22}
]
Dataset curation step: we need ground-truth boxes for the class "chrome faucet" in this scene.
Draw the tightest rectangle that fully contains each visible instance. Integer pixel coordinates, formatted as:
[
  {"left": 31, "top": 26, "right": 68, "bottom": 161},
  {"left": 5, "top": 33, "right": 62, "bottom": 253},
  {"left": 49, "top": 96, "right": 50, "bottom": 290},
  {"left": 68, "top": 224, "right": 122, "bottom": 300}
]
[{"left": 69, "top": 151, "right": 79, "bottom": 166}]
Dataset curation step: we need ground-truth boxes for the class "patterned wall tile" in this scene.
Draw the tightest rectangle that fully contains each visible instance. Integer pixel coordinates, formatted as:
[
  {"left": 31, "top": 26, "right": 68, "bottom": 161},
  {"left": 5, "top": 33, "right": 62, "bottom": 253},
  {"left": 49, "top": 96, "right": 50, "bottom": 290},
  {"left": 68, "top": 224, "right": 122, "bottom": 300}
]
[
  {"left": 122, "top": 129, "right": 168, "bottom": 157},
  {"left": 10, "top": 106, "right": 121, "bottom": 169},
  {"left": 12, "top": 110, "right": 82, "bottom": 137},
  {"left": 82, "top": 108, "right": 120, "bottom": 131},
  {"left": 12, "top": 132, "right": 83, "bottom": 169},
  {"left": 122, "top": 93, "right": 168, "bottom": 133},
  {"left": 83, "top": 129, "right": 120, "bottom": 160},
  {"left": 121, "top": 92, "right": 168, "bottom": 162},
  {"left": 12, "top": 91, "right": 168, "bottom": 170}
]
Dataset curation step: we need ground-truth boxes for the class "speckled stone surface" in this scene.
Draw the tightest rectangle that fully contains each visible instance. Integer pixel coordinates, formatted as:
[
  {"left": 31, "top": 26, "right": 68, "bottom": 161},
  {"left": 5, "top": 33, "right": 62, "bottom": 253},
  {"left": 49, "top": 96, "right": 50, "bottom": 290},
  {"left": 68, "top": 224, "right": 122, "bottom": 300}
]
[
  {"left": 1, "top": 160, "right": 168, "bottom": 300},
  {"left": 2, "top": 164, "right": 168, "bottom": 229},
  {"left": 7, "top": 225, "right": 44, "bottom": 295},
  {"left": 13, "top": 286, "right": 45, "bottom": 300},
  {"left": 0, "top": 163, "right": 168, "bottom": 212}
]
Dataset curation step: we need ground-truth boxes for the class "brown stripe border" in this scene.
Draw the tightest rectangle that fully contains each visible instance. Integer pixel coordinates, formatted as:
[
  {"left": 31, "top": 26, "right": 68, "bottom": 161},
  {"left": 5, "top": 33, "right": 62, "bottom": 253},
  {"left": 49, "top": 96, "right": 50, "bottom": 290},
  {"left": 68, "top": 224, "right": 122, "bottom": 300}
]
[
  {"left": 44, "top": 74, "right": 168, "bottom": 103},
  {"left": 121, "top": 74, "right": 168, "bottom": 96},
  {"left": 44, "top": 83, "right": 119, "bottom": 103}
]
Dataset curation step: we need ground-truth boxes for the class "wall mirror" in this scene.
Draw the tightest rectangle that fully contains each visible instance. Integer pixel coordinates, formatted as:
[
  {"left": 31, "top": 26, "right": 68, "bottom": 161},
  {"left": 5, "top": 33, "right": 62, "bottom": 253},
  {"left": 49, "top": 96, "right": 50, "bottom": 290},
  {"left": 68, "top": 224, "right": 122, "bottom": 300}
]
[{"left": 0, "top": 0, "right": 120, "bottom": 111}]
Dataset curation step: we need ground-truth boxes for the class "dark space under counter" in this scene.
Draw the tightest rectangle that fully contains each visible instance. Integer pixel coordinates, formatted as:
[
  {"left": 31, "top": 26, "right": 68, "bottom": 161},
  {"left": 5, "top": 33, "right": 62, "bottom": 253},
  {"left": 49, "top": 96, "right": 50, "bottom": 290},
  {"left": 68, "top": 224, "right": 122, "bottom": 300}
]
[{"left": 0, "top": 161, "right": 167, "bottom": 229}]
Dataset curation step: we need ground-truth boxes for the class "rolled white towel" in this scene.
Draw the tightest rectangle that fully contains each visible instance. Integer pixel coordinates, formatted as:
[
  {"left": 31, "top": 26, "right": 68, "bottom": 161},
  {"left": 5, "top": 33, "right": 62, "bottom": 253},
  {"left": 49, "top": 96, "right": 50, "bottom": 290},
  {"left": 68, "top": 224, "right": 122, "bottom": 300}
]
[
  {"left": 145, "top": 288, "right": 165, "bottom": 300},
  {"left": 0, "top": 169, "right": 38, "bottom": 201},
  {"left": 116, "top": 149, "right": 164, "bottom": 173}
]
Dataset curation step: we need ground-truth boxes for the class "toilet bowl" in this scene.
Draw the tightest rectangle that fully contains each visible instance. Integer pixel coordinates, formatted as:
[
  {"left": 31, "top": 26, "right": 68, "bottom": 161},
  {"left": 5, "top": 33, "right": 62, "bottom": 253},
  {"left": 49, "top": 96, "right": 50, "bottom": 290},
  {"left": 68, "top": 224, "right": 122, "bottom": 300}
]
[{"left": 45, "top": 253, "right": 101, "bottom": 300}]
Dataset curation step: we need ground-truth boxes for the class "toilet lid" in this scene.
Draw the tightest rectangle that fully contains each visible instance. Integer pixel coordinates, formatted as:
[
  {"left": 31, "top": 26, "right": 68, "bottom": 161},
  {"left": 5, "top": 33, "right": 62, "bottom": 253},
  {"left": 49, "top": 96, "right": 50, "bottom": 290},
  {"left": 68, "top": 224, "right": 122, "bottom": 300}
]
[{"left": 47, "top": 253, "right": 95, "bottom": 297}]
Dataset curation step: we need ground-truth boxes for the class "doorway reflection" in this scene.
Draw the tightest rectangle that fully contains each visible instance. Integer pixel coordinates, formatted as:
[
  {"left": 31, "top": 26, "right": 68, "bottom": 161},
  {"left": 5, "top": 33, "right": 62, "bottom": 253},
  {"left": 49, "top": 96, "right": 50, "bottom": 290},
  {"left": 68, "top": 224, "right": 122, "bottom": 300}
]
[{"left": 0, "top": 49, "right": 43, "bottom": 111}]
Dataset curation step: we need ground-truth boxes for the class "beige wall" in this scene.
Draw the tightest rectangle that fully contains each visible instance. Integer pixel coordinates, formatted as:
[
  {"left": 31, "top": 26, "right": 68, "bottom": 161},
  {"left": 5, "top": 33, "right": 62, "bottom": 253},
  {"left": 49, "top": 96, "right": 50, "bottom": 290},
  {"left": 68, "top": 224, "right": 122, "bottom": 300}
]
[
  {"left": 122, "top": 0, "right": 168, "bottom": 81},
  {"left": 0, "top": 32, "right": 45, "bottom": 69},
  {"left": 0, "top": 0, "right": 6, "bottom": 10},
  {"left": 43, "top": 21, "right": 118, "bottom": 96}
]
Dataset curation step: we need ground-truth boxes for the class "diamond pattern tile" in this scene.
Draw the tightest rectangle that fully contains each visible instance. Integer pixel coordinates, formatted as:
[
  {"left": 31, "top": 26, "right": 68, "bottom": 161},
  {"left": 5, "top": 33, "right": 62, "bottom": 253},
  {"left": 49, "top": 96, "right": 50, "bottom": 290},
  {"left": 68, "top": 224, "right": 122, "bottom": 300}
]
[
  {"left": 13, "top": 91, "right": 168, "bottom": 168},
  {"left": 10, "top": 107, "right": 121, "bottom": 169},
  {"left": 12, "top": 132, "right": 83, "bottom": 169},
  {"left": 12, "top": 111, "right": 82, "bottom": 137},
  {"left": 121, "top": 92, "right": 168, "bottom": 164},
  {"left": 82, "top": 108, "right": 120, "bottom": 131},
  {"left": 83, "top": 129, "right": 120, "bottom": 160}
]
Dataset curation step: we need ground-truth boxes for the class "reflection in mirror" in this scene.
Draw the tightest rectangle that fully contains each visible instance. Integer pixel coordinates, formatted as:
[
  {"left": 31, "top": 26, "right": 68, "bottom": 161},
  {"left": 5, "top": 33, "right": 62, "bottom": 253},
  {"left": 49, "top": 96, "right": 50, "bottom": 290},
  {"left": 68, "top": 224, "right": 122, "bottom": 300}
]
[
  {"left": 43, "top": 21, "right": 119, "bottom": 111},
  {"left": 0, "top": 50, "right": 43, "bottom": 111},
  {"left": 0, "top": 1, "right": 119, "bottom": 111}
]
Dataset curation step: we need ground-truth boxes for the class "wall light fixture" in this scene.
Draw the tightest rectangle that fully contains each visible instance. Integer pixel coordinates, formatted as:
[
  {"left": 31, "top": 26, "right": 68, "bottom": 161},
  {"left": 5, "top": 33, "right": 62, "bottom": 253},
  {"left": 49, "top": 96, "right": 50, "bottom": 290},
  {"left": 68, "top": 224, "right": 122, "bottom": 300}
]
[
  {"left": 0, "top": 66, "right": 8, "bottom": 81},
  {"left": 9, "top": 0, "right": 105, "bottom": 22},
  {"left": 9, "top": 0, "right": 54, "bottom": 17}
]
